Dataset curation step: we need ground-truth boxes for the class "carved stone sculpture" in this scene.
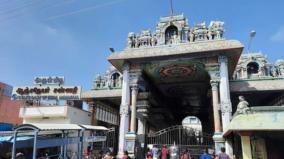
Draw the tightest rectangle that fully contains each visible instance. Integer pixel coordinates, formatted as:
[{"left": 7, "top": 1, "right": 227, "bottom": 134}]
[
  {"left": 126, "top": 15, "right": 225, "bottom": 47},
  {"left": 94, "top": 74, "right": 102, "bottom": 89},
  {"left": 236, "top": 96, "right": 250, "bottom": 114},
  {"left": 207, "top": 30, "right": 212, "bottom": 40},
  {"left": 189, "top": 31, "right": 194, "bottom": 42},
  {"left": 151, "top": 34, "right": 157, "bottom": 46},
  {"left": 135, "top": 36, "right": 140, "bottom": 48},
  {"left": 271, "top": 66, "right": 278, "bottom": 77},
  {"left": 208, "top": 21, "right": 224, "bottom": 40},
  {"left": 127, "top": 32, "right": 136, "bottom": 48},
  {"left": 173, "top": 34, "right": 178, "bottom": 44},
  {"left": 234, "top": 53, "right": 271, "bottom": 79},
  {"left": 276, "top": 59, "right": 284, "bottom": 77},
  {"left": 127, "top": 38, "right": 132, "bottom": 48},
  {"left": 193, "top": 22, "right": 207, "bottom": 41}
]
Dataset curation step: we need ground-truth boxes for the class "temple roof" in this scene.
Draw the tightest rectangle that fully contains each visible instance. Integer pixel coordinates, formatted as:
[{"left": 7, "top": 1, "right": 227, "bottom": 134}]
[{"left": 108, "top": 39, "right": 244, "bottom": 77}]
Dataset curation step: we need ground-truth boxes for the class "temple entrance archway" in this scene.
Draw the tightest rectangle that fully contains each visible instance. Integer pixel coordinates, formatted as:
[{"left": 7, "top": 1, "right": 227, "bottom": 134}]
[{"left": 141, "top": 59, "right": 213, "bottom": 131}]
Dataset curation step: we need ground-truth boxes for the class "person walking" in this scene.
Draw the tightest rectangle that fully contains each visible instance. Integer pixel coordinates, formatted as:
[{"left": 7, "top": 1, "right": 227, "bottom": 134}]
[
  {"left": 121, "top": 151, "right": 130, "bottom": 159},
  {"left": 161, "top": 145, "right": 169, "bottom": 159},
  {"left": 218, "top": 148, "right": 229, "bottom": 159},
  {"left": 96, "top": 151, "right": 104, "bottom": 159},
  {"left": 103, "top": 152, "right": 114, "bottom": 159},
  {"left": 152, "top": 145, "right": 159, "bottom": 159},
  {"left": 146, "top": 148, "right": 153, "bottom": 159},
  {"left": 180, "top": 150, "right": 191, "bottom": 159},
  {"left": 199, "top": 149, "right": 211, "bottom": 159},
  {"left": 211, "top": 152, "right": 218, "bottom": 159}
]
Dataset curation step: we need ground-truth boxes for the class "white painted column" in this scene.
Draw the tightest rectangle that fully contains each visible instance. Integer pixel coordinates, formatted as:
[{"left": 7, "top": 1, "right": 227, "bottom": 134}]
[
  {"left": 137, "top": 118, "right": 146, "bottom": 135},
  {"left": 130, "top": 85, "right": 138, "bottom": 132},
  {"left": 219, "top": 56, "right": 233, "bottom": 156},
  {"left": 118, "top": 63, "right": 130, "bottom": 155},
  {"left": 241, "top": 136, "right": 252, "bottom": 159}
]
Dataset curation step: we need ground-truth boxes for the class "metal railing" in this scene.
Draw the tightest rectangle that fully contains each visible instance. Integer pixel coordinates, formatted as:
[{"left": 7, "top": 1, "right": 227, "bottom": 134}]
[{"left": 146, "top": 125, "right": 214, "bottom": 159}]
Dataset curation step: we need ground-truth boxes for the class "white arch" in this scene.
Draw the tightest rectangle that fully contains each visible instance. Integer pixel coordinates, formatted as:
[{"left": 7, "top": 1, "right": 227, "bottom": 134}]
[{"left": 182, "top": 116, "right": 202, "bottom": 131}]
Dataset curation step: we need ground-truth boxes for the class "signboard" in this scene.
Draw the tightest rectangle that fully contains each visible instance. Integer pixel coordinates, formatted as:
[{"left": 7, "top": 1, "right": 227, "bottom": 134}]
[
  {"left": 85, "top": 136, "right": 107, "bottom": 142},
  {"left": 12, "top": 86, "right": 81, "bottom": 100},
  {"left": 34, "top": 76, "right": 64, "bottom": 85}
]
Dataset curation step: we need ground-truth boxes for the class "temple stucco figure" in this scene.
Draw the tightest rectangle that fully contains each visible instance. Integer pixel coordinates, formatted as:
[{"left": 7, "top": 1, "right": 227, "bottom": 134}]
[
  {"left": 135, "top": 35, "right": 140, "bottom": 48},
  {"left": 150, "top": 34, "right": 157, "bottom": 46},
  {"left": 127, "top": 32, "right": 136, "bottom": 48},
  {"left": 189, "top": 30, "right": 194, "bottom": 42},
  {"left": 233, "top": 52, "right": 276, "bottom": 79},
  {"left": 208, "top": 21, "right": 224, "bottom": 40},
  {"left": 93, "top": 66, "right": 122, "bottom": 89},
  {"left": 193, "top": 22, "right": 207, "bottom": 41},
  {"left": 275, "top": 59, "right": 284, "bottom": 77},
  {"left": 236, "top": 96, "right": 250, "bottom": 114},
  {"left": 234, "top": 53, "right": 284, "bottom": 79},
  {"left": 126, "top": 15, "right": 226, "bottom": 47}
]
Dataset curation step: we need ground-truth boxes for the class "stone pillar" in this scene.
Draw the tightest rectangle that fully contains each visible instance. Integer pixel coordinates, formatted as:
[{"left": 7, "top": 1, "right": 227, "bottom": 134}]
[
  {"left": 210, "top": 80, "right": 221, "bottom": 133},
  {"left": 118, "top": 63, "right": 130, "bottom": 156},
  {"left": 126, "top": 81, "right": 140, "bottom": 158},
  {"left": 210, "top": 80, "right": 224, "bottom": 152},
  {"left": 137, "top": 119, "right": 146, "bottom": 135},
  {"left": 241, "top": 136, "right": 252, "bottom": 159},
  {"left": 243, "top": 68, "right": 248, "bottom": 79},
  {"left": 218, "top": 56, "right": 233, "bottom": 156},
  {"left": 88, "top": 102, "right": 97, "bottom": 125},
  {"left": 130, "top": 85, "right": 138, "bottom": 132},
  {"left": 137, "top": 118, "right": 147, "bottom": 159}
]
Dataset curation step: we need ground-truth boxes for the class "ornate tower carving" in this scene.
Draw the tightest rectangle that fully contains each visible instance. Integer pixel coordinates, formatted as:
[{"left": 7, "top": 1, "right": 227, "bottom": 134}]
[{"left": 126, "top": 14, "right": 225, "bottom": 48}]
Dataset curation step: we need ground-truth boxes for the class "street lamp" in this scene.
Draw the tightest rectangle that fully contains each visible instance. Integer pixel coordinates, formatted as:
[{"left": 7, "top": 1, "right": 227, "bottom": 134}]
[{"left": 109, "top": 48, "right": 115, "bottom": 53}]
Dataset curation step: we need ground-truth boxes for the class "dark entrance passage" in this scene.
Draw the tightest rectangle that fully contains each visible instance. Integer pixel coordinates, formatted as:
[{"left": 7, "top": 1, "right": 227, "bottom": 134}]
[
  {"left": 264, "top": 133, "right": 284, "bottom": 159},
  {"left": 146, "top": 125, "right": 214, "bottom": 159}
]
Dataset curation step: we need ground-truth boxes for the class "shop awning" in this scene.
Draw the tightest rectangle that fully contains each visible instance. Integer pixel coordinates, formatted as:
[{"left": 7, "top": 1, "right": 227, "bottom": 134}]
[
  {"left": 14, "top": 123, "right": 109, "bottom": 132},
  {"left": 80, "top": 125, "right": 109, "bottom": 131},
  {"left": 0, "top": 136, "right": 34, "bottom": 143},
  {"left": 15, "top": 123, "right": 83, "bottom": 131},
  {"left": 224, "top": 110, "right": 284, "bottom": 137}
]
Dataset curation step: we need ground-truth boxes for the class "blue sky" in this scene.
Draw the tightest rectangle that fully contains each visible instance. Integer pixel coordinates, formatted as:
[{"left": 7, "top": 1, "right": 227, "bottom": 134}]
[{"left": 1, "top": 0, "right": 284, "bottom": 90}]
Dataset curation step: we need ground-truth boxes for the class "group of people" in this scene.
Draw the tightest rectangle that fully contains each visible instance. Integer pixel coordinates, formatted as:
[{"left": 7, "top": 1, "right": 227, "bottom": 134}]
[
  {"left": 93, "top": 145, "right": 230, "bottom": 159},
  {"left": 95, "top": 150, "right": 131, "bottom": 159},
  {"left": 145, "top": 145, "right": 230, "bottom": 159},
  {"left": 146, "top": 145, "right": 169, "bottom": 159},
  {"left": 145, "top": 145, "right": 190, "bottom": 159},
  {"left": 199, "top": 147, "right": 230, "bottom": 159},
  {"left": 96, "top": 151, "right": 115, "bottom": 159}
]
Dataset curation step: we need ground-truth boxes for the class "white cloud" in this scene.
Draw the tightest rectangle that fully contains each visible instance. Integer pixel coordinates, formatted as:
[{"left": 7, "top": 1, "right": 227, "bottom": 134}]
[
  {"left": 271, "top": 26, "right": 284, "bottom": 43},
  {"left": 45, "top": 26, "right": 58, "bottom": 36}
]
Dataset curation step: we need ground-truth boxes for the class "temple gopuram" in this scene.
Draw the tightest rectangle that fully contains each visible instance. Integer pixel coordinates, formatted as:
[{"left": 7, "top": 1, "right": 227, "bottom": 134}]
[{"left": 82, "top": 14, "right": 284, "bottom": 159}]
